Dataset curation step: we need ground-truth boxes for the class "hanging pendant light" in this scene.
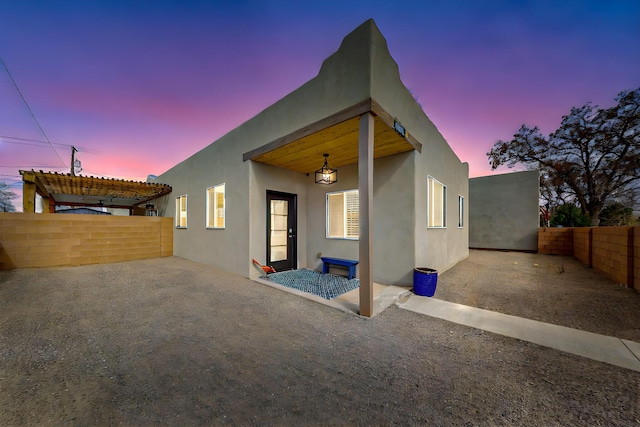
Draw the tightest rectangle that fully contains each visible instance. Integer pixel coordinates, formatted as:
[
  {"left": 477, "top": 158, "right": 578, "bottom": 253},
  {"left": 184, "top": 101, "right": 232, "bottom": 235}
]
[{"left": 315, "top": 154, "right": 338, "bottom": 185}]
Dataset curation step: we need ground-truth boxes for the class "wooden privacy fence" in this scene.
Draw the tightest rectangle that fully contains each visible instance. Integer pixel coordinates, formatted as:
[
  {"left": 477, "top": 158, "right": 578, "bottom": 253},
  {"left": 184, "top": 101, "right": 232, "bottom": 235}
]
[
  {"left": 538, "top": 226, "right": 639, "bottom": 289},
  {"left": 0, "top": 212, "right": 173, "bottom": 270}
]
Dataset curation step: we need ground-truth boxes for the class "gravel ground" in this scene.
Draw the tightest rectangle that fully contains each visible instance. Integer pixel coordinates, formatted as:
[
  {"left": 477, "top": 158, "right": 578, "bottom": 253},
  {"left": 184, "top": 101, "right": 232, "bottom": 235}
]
[
  {"left": 435, "top": 250, "right": 640, "bottom": 342},
  {"left": 1, "top": 253, "right": 639, "bottom": 426}
]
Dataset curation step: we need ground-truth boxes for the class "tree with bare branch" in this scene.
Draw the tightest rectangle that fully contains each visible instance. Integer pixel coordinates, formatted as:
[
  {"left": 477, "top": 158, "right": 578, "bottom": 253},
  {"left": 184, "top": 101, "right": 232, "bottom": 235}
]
[{"left": 487, "top": 88, "right": 640, "bottom": 225}]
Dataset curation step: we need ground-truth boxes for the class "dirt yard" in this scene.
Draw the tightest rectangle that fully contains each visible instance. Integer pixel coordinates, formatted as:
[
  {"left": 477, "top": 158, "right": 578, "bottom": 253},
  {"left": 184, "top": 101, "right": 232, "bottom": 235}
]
[
  {"left": 435, "top": 250, "right": 640, "bottom": 342},
  {"left": 1, "top": 252, "right": 639, "bottom": 426}
]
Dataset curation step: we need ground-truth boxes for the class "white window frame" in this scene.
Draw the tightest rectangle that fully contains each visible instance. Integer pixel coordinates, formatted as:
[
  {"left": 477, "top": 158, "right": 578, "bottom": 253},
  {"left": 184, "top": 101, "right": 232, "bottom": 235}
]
[
  {"left": 206, "top": 183, "right": 225, "bottom": 229},
  {"left": 175, "top": 195, "right": 187, "bottom": 228},
  {"left": 458, "top": 195, "right": 464, "bottom": 228},
  {"left": 326, "top": 189, "right": 359, "bottom": 240},
  {"left": 427, "top": 176, "right": 446, "bottom": 228}
]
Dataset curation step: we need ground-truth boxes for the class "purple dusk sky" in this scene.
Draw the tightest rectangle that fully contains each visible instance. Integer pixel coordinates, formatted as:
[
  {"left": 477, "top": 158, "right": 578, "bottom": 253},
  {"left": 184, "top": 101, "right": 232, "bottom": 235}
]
[{"left": 1, "top": 1, "right": 639, "bottom": 201}]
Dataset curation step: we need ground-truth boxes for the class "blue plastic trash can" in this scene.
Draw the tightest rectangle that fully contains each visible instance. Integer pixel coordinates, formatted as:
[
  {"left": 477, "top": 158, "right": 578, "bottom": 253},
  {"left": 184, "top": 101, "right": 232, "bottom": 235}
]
[{"left": 413, "top": 267, "right": 438, "bottom": 297}]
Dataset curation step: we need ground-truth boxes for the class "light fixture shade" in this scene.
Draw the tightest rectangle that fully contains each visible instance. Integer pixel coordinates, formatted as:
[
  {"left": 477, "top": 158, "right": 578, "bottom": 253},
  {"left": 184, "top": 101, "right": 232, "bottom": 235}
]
[{"left": 315, "top": 154, "right": 338, "bottom": 185}]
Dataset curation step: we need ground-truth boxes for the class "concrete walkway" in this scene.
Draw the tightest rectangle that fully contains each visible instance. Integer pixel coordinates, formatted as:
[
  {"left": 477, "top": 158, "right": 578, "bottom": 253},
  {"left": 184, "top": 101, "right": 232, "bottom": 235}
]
[
  {"left": 398, "top": 295, "right": 640, "bottom": 372},
  {"left": 256, "top": 275, "right": 640, "bottom": 372}
]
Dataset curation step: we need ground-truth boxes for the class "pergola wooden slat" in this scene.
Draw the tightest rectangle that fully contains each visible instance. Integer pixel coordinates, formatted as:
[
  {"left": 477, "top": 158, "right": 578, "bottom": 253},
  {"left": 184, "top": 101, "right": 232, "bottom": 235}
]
[{"left": 20, "top": 170, "right": 172, "bottom": 213}]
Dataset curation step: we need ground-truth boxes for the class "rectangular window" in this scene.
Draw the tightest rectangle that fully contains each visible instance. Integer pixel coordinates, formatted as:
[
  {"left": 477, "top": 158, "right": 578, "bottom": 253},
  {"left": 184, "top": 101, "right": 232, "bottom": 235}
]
[
  {"left": 327, "top": 189, "right": 359, "bottom": 239},
  {"left": 176, "top": 195, "right": 187, "bottom": 228},
  {"left": 458, "top": 195, "right": 464, "bottom": 228},
  {"left": 427, "top": 176, "right": 446, "bottom": 228},
  {"left": 206, "top": 184, "right": 225, "bottom": 229}
]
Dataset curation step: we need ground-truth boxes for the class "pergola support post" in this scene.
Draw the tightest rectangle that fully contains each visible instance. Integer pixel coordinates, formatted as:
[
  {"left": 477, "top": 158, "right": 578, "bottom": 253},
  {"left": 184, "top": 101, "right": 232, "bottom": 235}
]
[
  {"left": 21, "top": 171, "right": 37, "bottom": 213},
  {"left": 40, "top": 196, "right": 50, "bottom": 214},
  {"left": 358, "top": 112, "right": 374, "bottom": 317}
]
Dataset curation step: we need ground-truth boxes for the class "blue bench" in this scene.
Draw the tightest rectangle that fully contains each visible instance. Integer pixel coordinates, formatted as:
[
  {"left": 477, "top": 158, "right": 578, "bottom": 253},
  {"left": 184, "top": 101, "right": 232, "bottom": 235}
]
[{"left": 321, "top": 257, "right": 359, "bottom": 280}]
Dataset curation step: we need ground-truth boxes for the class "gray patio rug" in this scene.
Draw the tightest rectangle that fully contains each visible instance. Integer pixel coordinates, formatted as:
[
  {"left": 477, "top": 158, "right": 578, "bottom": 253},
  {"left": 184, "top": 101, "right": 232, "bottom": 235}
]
[{"left": 262, "top": 269, "right": 360, "bottom": 300}]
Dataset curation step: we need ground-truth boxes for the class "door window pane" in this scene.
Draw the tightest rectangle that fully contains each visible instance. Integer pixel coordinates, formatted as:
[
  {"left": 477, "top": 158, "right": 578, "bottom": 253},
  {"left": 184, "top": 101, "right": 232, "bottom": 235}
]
[{"left": 270, "top": 200, "right": 288, "bottom": 262}]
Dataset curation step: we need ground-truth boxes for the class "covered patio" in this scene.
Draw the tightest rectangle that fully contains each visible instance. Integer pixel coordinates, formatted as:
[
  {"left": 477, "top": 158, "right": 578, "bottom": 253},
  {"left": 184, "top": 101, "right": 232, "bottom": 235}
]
[{"left": 244, "top": 98, "right": 421, "bottom": 317}]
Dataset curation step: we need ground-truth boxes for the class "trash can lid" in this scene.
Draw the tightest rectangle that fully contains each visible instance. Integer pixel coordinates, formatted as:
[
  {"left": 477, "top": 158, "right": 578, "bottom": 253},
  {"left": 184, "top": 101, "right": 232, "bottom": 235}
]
[{"left": 414, "top": 267, "right": 437, "bottom": 274}]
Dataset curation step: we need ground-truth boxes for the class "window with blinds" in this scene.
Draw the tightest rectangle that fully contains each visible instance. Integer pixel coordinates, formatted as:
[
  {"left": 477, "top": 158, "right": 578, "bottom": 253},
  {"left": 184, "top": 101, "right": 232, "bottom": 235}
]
[
  {"left": 327, "top": 189, "right": 359, "bottom": 239},
  {"left": 175, "top": 195, "right": 187, "bottom": 228},
  {"left": 427, "top": 176, "right": 446, "bottom": 228},
  {"left": 206, "top": 183, "right": 225, "bottom": 229}
]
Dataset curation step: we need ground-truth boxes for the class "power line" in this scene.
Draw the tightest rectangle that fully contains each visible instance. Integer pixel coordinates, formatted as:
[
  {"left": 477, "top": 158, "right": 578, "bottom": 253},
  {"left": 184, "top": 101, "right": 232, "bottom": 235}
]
[
  {"left": 0, "top": 56, "right": 67, "bottom": 168},
  {"left": 0, "top": 135, "right": 100, "bottom": 153},
  {"left": 0, "top": 165, "right": 64, "bottom": 168}
]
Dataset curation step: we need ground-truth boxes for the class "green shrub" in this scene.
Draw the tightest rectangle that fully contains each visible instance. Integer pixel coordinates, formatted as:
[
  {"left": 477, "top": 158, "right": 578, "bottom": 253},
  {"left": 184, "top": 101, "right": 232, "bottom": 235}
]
[{"left": 550, "top": 204, "right": 592, "bottom": 227}]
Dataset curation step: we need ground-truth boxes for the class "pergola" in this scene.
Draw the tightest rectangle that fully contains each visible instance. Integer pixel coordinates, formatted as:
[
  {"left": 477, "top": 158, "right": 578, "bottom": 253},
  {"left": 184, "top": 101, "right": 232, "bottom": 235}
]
[
  {"left": 19, "top": 170, "right": 172, "bottom": 215},
  {"left": 244, "top": 98, "right": 422, "bottom": 317}
]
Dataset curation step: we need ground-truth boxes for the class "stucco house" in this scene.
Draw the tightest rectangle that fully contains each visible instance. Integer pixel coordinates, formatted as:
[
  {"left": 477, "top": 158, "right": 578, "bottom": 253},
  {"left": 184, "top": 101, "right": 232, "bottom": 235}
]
[{"left": 155, "top": 19, "right": 469, "bottom": 316}]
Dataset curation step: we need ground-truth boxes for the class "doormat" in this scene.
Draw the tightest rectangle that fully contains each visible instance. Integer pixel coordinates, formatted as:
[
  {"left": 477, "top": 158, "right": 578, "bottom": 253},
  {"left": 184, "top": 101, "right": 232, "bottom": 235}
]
[{"left": 263, "top": 269, "right": 359, "bottom": 300}]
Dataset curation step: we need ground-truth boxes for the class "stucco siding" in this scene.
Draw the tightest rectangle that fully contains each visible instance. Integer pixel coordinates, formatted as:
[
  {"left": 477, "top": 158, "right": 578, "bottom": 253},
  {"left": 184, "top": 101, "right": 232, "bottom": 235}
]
[
  {"left": 364, "top": 19, "right": 469, "bottom": 275},
  {"left": 371, "top": 153, "right": 416, "bottom": 285},
  {"left": 305, "top": 154, "right": 416, "bottom": 286},
  {"left": 306, "top": 164, "right": 360, "bottom": 272},
  {"left": 469, "top": 170, "right": 539, "bottom": 251},
  {"left": 413, "top": 146, "right": 470, "bottom": 275},
  {"left": 156, "top": 137, "right": 251, "bottom": 276}
]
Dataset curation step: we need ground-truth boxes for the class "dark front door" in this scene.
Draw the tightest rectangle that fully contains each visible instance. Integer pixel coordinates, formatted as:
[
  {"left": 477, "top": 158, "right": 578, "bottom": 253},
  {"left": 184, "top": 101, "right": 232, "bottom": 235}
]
[{"left": 266, "top": 191, "right": 297, "bottom": 271}]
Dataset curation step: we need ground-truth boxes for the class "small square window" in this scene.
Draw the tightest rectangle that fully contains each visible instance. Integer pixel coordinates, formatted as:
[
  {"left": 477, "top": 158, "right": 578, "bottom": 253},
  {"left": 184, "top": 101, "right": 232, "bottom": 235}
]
[{"left": 206, "top": 184, "right": 225, "bottom": 229}]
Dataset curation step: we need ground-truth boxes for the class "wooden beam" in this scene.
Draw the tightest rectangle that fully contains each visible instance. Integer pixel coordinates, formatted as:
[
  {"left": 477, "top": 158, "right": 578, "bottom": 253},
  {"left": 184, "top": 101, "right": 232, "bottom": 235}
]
[
  {"left": 40, "top": 196, "right": 50, "bottom": 214},
  {"left": 52, "top": 201, "right": 138, "bottom": 210},
  {"left": 22, "top": 172, "right": 36, "bottom": 213},
  {"left": 358, "top": 112, "right": 374, "bottom": 317},
  {"left": 370, "top": 98, "right": 422, "bottom": 153}
]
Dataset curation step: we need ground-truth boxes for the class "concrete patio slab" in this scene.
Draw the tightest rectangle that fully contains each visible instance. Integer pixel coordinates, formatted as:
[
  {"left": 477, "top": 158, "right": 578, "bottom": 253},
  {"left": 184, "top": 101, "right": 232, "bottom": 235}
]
[
  {"left": 254, "top": 276, "right": 411, "bottom": 316},
  {"left": 398, "top": 295, "right": 640, "bottom": 372}
]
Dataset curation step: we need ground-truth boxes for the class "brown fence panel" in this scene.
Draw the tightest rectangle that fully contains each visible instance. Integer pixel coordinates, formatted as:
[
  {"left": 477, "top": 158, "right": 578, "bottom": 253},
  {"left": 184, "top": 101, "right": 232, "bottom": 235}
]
[
  {"left": 538, "top": 225, "right": 637, "bottom": 288},
  {"left": 538, "top": 227, "right": 573, "bottom": 255},
  {"left": 573, "top": 227, "right": 592, "bottom": 267},
  {"left": 591, "top": 227, "right": 633, "bottom": 286},
  {"left": 634, "top": 226, "right": 639, "bottom": 289},
  {"left": 0, "top": 212, "right": 173, "bottom": 270}
]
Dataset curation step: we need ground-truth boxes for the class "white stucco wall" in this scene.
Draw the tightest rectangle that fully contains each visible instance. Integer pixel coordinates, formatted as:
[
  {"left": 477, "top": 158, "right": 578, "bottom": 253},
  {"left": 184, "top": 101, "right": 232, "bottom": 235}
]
[{"left": 469, "top": 170, "right": 540, "bottom": 251}]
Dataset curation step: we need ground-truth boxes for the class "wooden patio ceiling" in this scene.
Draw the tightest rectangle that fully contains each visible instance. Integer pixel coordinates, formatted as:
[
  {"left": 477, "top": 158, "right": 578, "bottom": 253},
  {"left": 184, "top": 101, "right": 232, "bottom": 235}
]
[
  {"left": 20, "top": 170, "right": 172, "bottom": 209},
  {"left": 243, "top": 98, "right": 422, "bottom": 174}
]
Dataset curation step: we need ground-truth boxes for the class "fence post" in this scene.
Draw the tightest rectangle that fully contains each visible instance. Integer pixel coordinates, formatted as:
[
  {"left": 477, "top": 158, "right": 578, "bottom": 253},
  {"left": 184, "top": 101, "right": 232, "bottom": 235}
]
[
  {"left": 628, "top": 227, "right": 634, "bottom": 288},
  {"left": 588, "top": 227, "right": 593, "bottom": 267}
]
